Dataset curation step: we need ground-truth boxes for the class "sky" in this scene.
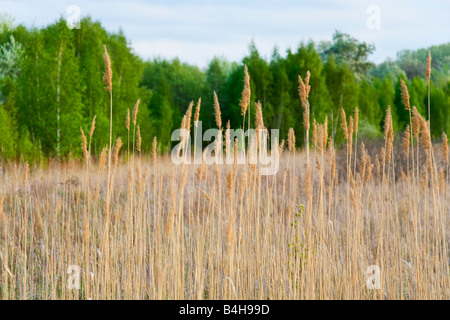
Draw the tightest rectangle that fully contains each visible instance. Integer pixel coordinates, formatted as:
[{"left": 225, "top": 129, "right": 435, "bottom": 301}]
[{"left": 1, "top": 0, "right": 449, "bottom": 68}]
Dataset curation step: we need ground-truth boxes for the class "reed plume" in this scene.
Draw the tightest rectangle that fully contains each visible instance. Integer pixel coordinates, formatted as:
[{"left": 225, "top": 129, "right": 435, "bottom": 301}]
[
  {"left": 194, "top": 98, "right": 201, "bottom": 123},
  {"left": 226, "top": 120, "right": 231, "bottom": 160},
  {"left": 181, "top": 114, "right": 187, "bottom": 132},
  {"left": 80, "top": 127, "right": 88, "bottom": 164},
  {"left": 255, "top": 101, "right": 265, "bottom": 147},
  {"left": 425, "top": 50, "right": 432, "bottom": 85},
  {"left": 354, "top": 107, "right": 359, "bottom": 135},
  {"left": 132, "top": 98, "right": 140, "bottom": 126},
  {"left": 185, "top": 101, "right": 194, "bottom": 133},
  {"left": 103, "top": 45, "right": 112, "bottom": 92},
  {"left": 136, "top": 125, "right": 141, "bottom": 152},
  {"left": 419, "top": 116, "right": 432, "bottom": 155},
  {"left": 412, "top": 106, "right": 421, "bottom": 139},
  {"left": 279, "top": 139, "right": 285, "bottom": 154},
  {"left": 442, "top": 132, "right": 448, "bottom": 163},
  {"left": 348, "top": 116, "right": 354, "bottom": 149},
  {"left": 213, "top": 91, "right": 222, "bottom": 129},
  {"left": 384, "top": 106, "right": 394, "bottom": 164},
  {"left": 402, "top": 125, "right": 411, "bottom": 158},
  {"left": 298, "top": 72, "right": 311, "bottom": 131},
  {"left": 288, "top": 128, "right": 295, "bottom": 151},
  {"left": 255, "top": 101, "right": 264, "bottom": 130},
  {"left": 88, "top": 114, "right": 96, "bottom": 166},
  {"left": 125, "top": 108, "right": 130, "bottom": 131},
  {"left": 419, "top": 116, "right": 433, "bottom": 171},
  {"left": 197, "top": 158, "right": 205, "bottom": 183},
  {"left": 426, "top": 51, "right": 432, "bottom": 129},
  {"left": 400, "top": 79, "right": 410, "bottom": 111},
  {"left": 89, "top": 115, "right": 96, "bottom": 138},
  {"left": 240, "top": 65, "right": 250, "bottom": 117}
]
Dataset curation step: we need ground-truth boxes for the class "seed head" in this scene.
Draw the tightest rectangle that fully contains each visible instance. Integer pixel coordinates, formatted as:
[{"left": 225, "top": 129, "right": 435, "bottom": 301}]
[
  {"left": 400, "top": 79, "right": 410, "bottom": 111},
  {"left": 298, "top": 72, "right": 311, "bottom": 131},
  {"left": 99, "top": 146, "right": 108, "bottom": 172},
  {"left": 442, "top": 132, "right": 448, "bottom": 163},
  {"left": 102, "top": 45, "right": 112, "bottom": 92},
  {"left": 419, "top": 117, "right": 431, "bottom": 153},
  {"left": 279, "top": 139, "right": 285, "bottom": 154},
  {"left": 298, "top": 72, "right": 311, "bottom": 107},
  {"left": 426, "top": 50, "right": 432, "bottom": 85},
  {"left": 89, "top": 115, "right": 96, "bottom": 138},
  {"left": 132, "top": 98, "right": 140, "bottom": 126},
  {"left": 255, "top": 101, "right": 264, "bottom": 130},
  {"left": 226, "top": 120, "right": 231, "bottom": 158},
  {"left": 323, "top": 116, "right": 328, "bottom": 150},
  {"left": 213, "top": 91, "right": 222, "bottom": 129},
  {"left": 240, "top": 65, "right": 250, "bottom": 117},
  {"left": 354, "top": 107, "right": 359, "bottom": 135},
  {"left": 125, "top": 109, "right": 130, "bottom": 131},
  {"left": 384, "top": 106, "right": 394, "bottom": 164},
  {"left": 80, "top": 127, "right": 88, "bottom": 163},
  {"left": 185, "top": 101, "right": 193, "bottom": 133},
  {"left": 412, "top": 106, "right": 421, "bottom": 139},
  {"left": 402, "top": 125, "right": 410, "bottom": 158},
  {"left": 194, "top": 98, "right": 201, "bottom": 123},
  {"left": 288, "top": 128, "right": 295, "bottom": 151},
  {"left": 136, "top": 125, "right": 141, "bottom": 152}
]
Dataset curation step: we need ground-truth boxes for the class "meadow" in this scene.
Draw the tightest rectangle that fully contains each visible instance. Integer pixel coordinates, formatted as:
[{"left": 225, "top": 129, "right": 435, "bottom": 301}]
[{"left": 0, "top": 46, "right": 448, "bottom": 300}]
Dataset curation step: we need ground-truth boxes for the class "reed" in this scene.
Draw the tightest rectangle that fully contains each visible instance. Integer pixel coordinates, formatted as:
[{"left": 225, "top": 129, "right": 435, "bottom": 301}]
[{"left": 0, "top": 46, "right": 448, "bottom": 301}]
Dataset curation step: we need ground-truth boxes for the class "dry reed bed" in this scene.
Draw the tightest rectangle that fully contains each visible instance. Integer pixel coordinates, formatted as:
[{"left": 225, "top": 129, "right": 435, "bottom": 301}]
[
  {"left": 0, "top": 145, "right": 448, "bottom": 299},
  {"left": 0, "top": 47, "right": 448, "bottom": 300}
]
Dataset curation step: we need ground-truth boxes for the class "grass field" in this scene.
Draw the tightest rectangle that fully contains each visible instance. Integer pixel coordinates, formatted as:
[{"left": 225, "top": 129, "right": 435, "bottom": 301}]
[{"left": 0, "top": 48, "right": 448, "bottom": 300}]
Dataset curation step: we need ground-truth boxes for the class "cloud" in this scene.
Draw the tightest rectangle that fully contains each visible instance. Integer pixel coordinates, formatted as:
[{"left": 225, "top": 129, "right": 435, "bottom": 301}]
[{"left": 1, "top": 0, "right": 449, "bottom": 66}]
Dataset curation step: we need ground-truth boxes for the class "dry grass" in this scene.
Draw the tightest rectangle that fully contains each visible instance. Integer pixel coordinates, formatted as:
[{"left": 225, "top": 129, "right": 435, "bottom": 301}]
[
  {"left": 0, "top": 142, "right": 449, "bottom": 299},
  {"left": 0, "top": 50, "right": 448, "bottom": 300}
]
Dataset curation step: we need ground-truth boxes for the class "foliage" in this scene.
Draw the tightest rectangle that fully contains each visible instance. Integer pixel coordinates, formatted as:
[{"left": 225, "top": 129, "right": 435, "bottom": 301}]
[{"left": 0, "top": 18, "right": 449, "bottom": 161}]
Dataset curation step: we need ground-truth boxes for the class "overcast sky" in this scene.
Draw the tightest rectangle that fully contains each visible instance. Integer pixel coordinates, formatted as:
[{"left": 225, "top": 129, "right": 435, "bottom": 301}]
[{"left": 1, "top": 0, "right": 449, "bottom": 68}]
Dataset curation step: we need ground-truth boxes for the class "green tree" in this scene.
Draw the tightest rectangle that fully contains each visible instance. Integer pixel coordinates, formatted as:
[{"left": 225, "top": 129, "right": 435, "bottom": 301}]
[
  {"left": 269, "top": 47, "right": 291, "bottom": 138},
  {"left": 320, "top": 30, "right": 375, "bottom": 80},
  {"left": 147, "top": 75, "right": 175, "bottom": 151},
  {"left": 429, "top": 84, "right": 449, "bottom": 137},
  {"left": 284, "top": 42, "right": 332, "bottom": 144},
  {"left": 374, "top": 75, "right": 397, "bottom": 131},
  {"left": 0, "top": 105, "right": 15, "bottom": 159}
]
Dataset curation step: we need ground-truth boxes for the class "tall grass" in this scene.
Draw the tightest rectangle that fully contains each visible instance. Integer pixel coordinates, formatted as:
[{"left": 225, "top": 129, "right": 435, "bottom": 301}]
[{"left": 0, "top": 50, "right": 448, "bottom": 300}]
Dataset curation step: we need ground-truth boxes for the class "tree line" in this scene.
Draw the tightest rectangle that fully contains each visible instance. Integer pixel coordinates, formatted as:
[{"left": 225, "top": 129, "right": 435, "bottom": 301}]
[{"left": 0, "top": 16, "right": 449, "bottom": 162}]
